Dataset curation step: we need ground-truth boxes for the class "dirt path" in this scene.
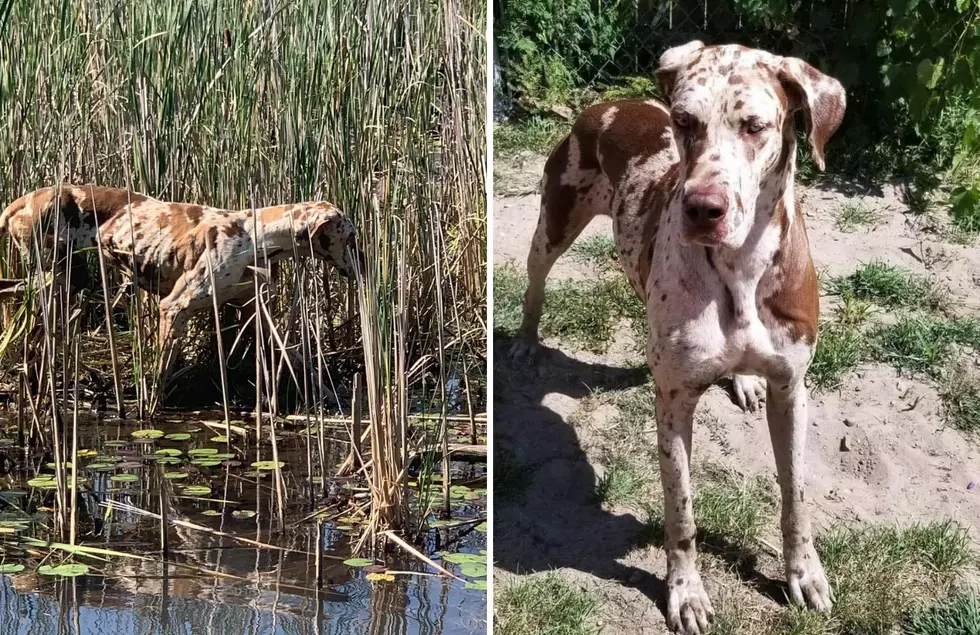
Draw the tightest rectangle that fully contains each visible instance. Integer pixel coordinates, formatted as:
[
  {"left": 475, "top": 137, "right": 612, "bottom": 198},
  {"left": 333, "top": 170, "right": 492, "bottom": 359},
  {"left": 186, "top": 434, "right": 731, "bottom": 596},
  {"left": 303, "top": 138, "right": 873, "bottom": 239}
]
[{"left": 492, "top": 153, "right": 980, "bottom": 633}]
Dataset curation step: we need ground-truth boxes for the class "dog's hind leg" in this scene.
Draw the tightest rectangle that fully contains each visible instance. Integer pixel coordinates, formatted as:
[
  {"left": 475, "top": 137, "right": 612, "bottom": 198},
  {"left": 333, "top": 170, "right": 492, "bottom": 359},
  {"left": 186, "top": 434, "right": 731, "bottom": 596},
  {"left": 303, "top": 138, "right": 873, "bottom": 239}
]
[{"left": 511, "top": 135, "right": 611, "bottom": 359}]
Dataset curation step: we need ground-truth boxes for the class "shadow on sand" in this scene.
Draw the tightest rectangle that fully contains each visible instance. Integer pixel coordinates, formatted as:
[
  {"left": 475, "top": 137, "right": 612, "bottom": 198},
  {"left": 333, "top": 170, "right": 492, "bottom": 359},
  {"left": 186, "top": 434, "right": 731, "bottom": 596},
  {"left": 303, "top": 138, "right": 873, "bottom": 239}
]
[{"left": 492, "top": 333, "right": 791, "bottom": 622}]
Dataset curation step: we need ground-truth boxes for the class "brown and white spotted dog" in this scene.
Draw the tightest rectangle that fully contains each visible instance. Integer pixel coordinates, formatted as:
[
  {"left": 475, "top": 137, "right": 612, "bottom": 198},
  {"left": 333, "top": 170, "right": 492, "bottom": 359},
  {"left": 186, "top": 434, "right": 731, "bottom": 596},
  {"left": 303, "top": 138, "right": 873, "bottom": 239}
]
[
  {"left": 511, "top": 41, "right": 845, "bottom": 633},
  {"left": 0, "top": 185, "right": 144, "bottom": 290},
  {"left": 2, "top": 185, "right": 363, "bottom": 386}
]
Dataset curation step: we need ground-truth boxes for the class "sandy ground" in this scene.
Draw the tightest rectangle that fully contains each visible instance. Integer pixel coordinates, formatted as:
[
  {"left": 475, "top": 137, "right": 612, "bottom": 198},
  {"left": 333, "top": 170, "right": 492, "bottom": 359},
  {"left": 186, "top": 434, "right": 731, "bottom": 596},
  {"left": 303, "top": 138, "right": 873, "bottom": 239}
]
[{"left": 492, "top": 153, "right": 980, "bottom": 633}]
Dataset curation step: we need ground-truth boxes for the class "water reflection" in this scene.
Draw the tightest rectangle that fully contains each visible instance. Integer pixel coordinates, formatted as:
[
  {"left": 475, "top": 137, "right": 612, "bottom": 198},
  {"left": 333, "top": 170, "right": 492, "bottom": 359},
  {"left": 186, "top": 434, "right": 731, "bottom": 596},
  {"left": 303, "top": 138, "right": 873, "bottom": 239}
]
[
  {"left": 0, "top": 551, "right": 486, "bottom": 634},
  {"left": 0, "top": 414, "right": 487, "bottom": 634}
]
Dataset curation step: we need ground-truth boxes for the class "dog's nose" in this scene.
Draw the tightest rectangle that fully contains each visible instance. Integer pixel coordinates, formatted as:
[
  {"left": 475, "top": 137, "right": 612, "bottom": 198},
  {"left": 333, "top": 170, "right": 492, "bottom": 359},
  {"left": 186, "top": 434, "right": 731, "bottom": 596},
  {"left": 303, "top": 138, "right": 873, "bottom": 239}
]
[{"left": 683, "top": 186, "right": 729, "bottom": 225}]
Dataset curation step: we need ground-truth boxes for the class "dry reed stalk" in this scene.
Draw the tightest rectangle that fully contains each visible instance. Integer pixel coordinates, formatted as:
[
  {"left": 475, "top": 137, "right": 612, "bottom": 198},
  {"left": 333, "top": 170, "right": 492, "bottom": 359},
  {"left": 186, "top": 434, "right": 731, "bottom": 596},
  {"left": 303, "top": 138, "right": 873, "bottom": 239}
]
[
  {"left": 88, "top": 185, "right": 126, "bottom": 419},
  {"left": 203, "top": 233, "right": 231, "bottom": 429},
  {"left": 68, "top": 328, "right": 80, "bottom": 546}
]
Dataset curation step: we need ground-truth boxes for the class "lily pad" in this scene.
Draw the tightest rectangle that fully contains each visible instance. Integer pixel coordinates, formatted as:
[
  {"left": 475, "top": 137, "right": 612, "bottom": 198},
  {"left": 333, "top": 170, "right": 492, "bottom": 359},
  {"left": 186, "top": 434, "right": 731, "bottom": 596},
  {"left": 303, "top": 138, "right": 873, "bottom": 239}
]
[
  {"left": 201, "top": 509, "right": 222, "bottom": 517},
  {"left": 85, "top": 463, "right": 116, "bottom": 471},
  {"left": 211, "top": 435, "right": 229, "bottom": 443},
  {"left": 188, "top": 448, "right": 219, "bottom": 457},
  {"left": 475, "top": 522, "right": 487, "bottom": 533},
  {"left": 38, "top": 563, "right": 89, "bottom": 577},
  {"left": 251, "top": 461, "right": 285, "bottom": 470},
  {"left": 155, "top": 448, "right": 182, "bottom": 457},
  {"left": 0, "top": 564, "right": 24, "bottom": 573},
  {"left": 155, "top": 457, "right": 182, "bottom": 465},
  {"left": 441, "top": 552, "right": 484, "bottom": 565},
  {"left": 27, "top": 477, "right": 57, "bottom": 490},
  {"left": 164, "top": 433, "right": 191, "bottom": 441},
  {"left": 231, "top": 510, "right": 256, "bottom": 519},
  {"left": 343, "top": 558, "right": 374, "bottom": 567},
  {"left": 109, "top": 474, "right": 140, "bottom": 483},
  {"left": 459, "top": 563, "right": 487, "bottom": 578},
  {"left": 465, "top": 580, "right": 488, "bottom": 590},
  {"left": 131, "top": 429, "right": 164, "bottom": 440},
  {"left": 366, "top": 572, "right": 395, "bottom": 582},
  {"left": 181, "top": 485, "right": 212, "bottom": 496},
  {"left": 191, "top": 459, "right": 222, "bottom": 467},
  {"left": 163, "top": 472, "right": 188, "bottom": 480}
]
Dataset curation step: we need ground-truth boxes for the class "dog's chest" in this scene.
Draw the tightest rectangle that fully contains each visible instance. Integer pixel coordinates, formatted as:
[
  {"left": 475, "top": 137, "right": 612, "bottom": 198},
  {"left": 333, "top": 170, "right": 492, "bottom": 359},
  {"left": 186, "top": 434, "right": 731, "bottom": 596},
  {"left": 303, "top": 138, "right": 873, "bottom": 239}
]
[{"left": 648, "top": 232, "right": 809, "bottom": 384}]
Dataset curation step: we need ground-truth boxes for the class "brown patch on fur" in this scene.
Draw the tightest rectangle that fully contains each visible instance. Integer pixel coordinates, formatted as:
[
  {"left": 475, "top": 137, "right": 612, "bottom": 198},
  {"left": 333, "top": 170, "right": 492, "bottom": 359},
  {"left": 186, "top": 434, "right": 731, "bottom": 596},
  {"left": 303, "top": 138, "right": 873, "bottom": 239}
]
[
  {"left": 541, "top": 136, "right": 579, "bottom": 250},
  {"left": 588, "top": 100, "right": 671, "bottom": 185},
  {"left": 761, "top": 199, "right": 819, "bottom": 344},
  {"left": 0, "top": 185, "right": 149, "bottom": 244},
  {"left": 221, "top": 222, "right": 246, "bottom": 238},
  {"left": 259, "top": 205, "right": 293, "bottom": 224}
]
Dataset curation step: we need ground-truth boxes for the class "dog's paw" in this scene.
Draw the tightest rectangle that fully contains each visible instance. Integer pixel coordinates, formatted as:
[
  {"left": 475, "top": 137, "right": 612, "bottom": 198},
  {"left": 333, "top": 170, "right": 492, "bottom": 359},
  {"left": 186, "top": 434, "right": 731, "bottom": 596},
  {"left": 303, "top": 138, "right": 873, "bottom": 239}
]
[
  {"left": 667, "top": 573, "right": 714, "bottom": 635},
  {"left": 508, "top": 337, "right": 540, "bottom": 362},
  {"left": 732, "top": 374, "right": 766, "bottom": 412},
  {"left": 786, "top": 547, "right": 834, "bottom": 612}
]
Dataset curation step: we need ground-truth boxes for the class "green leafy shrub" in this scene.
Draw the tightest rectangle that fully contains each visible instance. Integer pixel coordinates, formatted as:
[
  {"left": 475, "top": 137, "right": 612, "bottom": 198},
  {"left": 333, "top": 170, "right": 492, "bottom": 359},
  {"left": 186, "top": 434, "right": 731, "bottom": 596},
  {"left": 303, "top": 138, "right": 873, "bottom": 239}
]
[{"left": 497, "top": 0, "right": 980, "bottom": 188}]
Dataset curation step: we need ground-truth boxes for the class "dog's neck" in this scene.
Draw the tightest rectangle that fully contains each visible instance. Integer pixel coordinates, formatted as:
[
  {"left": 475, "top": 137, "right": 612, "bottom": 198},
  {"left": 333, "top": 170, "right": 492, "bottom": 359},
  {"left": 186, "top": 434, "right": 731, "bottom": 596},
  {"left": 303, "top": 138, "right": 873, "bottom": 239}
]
[
  {"left": 715, "top": 138, "right": 798, "bottom": 281},
  {"left": 665, "top": 138, "right": 798, "bottom": 308},
  {"left": 239, "top": 205, "right": 311, "bottom": 255}
]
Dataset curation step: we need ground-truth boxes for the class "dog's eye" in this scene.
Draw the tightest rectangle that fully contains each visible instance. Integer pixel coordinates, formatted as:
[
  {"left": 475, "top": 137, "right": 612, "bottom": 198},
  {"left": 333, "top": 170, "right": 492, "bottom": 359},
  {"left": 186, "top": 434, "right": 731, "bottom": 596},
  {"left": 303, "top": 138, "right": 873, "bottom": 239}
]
[{"left": 744, "top": 120, "right": 768, "bottom": 134}]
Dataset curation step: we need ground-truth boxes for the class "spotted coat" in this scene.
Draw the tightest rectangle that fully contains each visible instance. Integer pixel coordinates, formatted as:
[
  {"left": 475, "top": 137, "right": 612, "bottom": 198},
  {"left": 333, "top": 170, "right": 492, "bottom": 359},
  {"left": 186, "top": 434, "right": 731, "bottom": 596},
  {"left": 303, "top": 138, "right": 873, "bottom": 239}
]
[
  {"left": 511, "top": 41, "right": 845, "bottom": 635},
  {"left": 2, "top": 184, "right": 363, "bottom": 391}
]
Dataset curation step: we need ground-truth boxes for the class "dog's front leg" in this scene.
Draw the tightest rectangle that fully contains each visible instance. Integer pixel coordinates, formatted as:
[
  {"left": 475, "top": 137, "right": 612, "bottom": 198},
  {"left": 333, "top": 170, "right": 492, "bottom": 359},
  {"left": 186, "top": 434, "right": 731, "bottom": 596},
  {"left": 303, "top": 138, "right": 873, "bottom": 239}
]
[
  {"left": 656, "top": 383, "right": 714, "bottom": 634},
  {"left": 766, "top": 379, "right": 833, "bottom": 611}
]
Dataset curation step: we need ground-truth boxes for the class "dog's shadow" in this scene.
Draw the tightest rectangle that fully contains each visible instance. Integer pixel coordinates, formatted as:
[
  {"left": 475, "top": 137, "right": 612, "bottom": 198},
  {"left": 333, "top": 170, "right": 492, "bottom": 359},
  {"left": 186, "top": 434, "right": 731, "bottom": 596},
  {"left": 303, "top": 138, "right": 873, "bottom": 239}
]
[{"left": 493, "top": 333, "right": 790, "bottom": 620}]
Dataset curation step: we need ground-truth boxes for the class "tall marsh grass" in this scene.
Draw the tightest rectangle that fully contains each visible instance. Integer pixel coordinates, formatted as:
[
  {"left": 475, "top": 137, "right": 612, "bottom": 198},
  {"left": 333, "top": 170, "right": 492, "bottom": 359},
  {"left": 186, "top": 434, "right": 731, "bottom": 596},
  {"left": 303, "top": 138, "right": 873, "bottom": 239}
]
[{"left": 0, "top": 0, "right": 485, "bottom": 544}]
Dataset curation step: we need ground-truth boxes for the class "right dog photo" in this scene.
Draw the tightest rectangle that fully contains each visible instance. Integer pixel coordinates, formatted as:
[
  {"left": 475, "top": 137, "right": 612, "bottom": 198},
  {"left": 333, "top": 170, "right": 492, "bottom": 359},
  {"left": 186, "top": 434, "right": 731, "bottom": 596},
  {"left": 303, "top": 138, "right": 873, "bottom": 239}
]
[{"left": 493, "top": 3, "right": 980, "bottom": 634}]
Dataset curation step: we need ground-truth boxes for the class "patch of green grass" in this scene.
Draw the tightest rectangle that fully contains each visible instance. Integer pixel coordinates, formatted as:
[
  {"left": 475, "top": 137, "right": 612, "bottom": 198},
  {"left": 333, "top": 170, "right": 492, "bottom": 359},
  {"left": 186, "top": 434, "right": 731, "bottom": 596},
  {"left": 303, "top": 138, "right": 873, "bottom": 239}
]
[
  {"left": 495, "top": 574, "right": 600, "bottom": 635},
  {"left": 493, "top": 264, "right": 529, "bottom": 337},
  {"left": 634, "top": 464, "right": 776, "bottom": 558},
  {"left": 833, "top": 293, "right": 876, "bottom": 327},
  {"left": 694, "top": 464, "right": 776, "bottom": 553},
  {"left": 594, "top": 456, "right": 648, "bottom": 507},
  {"left": 768, "top": 606, "right": 835, "bottom": 635},
  {"left": 827, "top": 262, "right": 949, "bottom": 313},
  {"left": 495, "top": 117, "right": 571, "bottom": 158},
  {"left": 818, "top": 520, "right": 974, "bottom": 634},
  {"left": 834, "top": 204, "right": 880, "bottom": 233},
  {"left": 492, "top": 265, "right": 646, "bottom": 353},
  {"left": 808, "top": 322, "right": 869, "bottom": 390},
  {"left": 569, "top": 235, "right": 617, "bottom": 270},
  {"left": 938, "top": 364, "right": 980, "bottom": 435},
  {"left": 903, "top": 590, "right": 980, "bottom": 635},
  {"left": 870, "top": 314, "right": 980, "bottom": 376}
]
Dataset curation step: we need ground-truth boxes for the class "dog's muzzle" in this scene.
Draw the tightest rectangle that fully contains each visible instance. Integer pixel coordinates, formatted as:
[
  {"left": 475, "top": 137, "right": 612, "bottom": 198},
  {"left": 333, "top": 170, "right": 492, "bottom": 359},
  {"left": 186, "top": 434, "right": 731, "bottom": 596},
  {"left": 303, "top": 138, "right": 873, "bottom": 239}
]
[{"left": 682, "top": 184, "right": 729, "bottom": 244}]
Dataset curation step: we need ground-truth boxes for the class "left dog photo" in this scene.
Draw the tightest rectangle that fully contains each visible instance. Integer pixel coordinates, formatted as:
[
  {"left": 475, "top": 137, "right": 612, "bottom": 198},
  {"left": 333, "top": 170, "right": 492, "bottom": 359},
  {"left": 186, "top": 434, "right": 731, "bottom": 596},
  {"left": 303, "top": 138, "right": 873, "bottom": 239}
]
[{"left": 0, "top": 2, "right": 487, "bottom": 634}]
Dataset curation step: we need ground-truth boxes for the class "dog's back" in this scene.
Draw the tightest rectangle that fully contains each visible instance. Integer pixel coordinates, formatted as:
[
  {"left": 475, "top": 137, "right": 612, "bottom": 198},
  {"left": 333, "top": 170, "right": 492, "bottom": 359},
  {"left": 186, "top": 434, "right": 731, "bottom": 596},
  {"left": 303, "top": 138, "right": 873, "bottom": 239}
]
[
  {"left": 0, "top": 185, "right": 150, "bottom": 249},
  {"left": 541, "top": 98, "right": 680, "bottom": 298}
]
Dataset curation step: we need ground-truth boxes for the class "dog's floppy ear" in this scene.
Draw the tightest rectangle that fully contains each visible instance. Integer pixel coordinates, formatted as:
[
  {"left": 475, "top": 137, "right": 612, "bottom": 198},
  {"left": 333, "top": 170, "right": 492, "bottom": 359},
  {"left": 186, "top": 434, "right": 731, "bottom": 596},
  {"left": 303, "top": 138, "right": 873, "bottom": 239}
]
[
  {"left": 777, "top": 57, "right": 846, "bottom": 172},
  {"left": 655, "top": 40, "right": 705, "bottom": 102}
]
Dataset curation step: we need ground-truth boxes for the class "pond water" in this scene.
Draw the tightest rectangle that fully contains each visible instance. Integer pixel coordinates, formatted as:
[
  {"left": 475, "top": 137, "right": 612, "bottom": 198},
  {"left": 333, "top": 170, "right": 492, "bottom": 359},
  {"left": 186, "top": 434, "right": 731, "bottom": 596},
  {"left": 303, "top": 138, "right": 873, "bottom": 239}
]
[{"left": 0, "top": 412, "right": 487, "bottom": 634}]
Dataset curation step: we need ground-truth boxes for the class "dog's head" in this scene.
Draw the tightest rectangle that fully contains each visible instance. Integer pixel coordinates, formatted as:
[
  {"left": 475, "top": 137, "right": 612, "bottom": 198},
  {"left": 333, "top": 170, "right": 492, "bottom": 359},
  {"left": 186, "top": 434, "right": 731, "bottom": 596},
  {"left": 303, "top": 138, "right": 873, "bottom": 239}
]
[
  {"left": 302, "top": 204, "right": 364, "bottom": 279},
  {"left": 656, "top": 41, "right": 846, "bottom": 248}
]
